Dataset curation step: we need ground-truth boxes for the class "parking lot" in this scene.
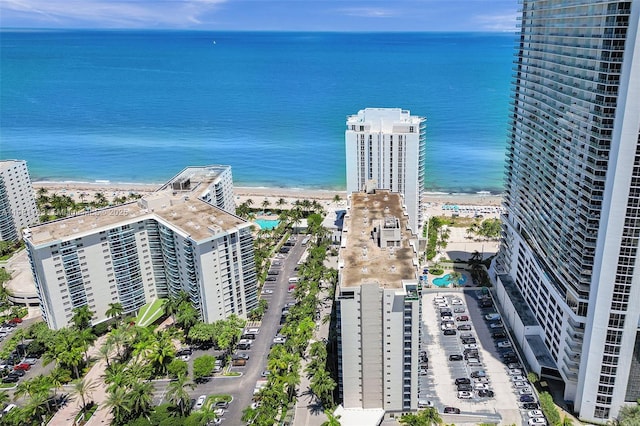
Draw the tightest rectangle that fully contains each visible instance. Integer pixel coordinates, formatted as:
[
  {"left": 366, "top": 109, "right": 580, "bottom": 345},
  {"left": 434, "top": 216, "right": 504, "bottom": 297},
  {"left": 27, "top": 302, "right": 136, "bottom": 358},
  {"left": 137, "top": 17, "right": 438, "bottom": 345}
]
[{"left": 419, "top": 288, "right": 541, "bottom": 425}]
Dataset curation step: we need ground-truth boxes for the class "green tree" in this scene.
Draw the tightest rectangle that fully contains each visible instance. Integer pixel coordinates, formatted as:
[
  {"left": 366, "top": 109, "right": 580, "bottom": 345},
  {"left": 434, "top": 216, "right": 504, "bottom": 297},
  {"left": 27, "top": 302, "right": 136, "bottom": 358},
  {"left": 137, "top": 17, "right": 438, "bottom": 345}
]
[
  {"left": 617, "top": 399, "right": 640, "bottom": 425},
  {"left": 447, "top": 271, "right": 463, "bottom": 287},
  {"left": 128, "top": 381, "right": 154, "bottom": 419},
  {"left": 398, "top": 407, "right": 442, "bottom": 425},
  {"left": 105, "top": 385, "right": 131, "bottom": 425},
  {"left": 167, "top": 359, "right": 189, "bottom": 379},
  {"left": 105, "top": 302, "right": 124, "bottom": 324},
  {"left": 187, "top": 322, "right": 216, "bottom": 347},
  {"left": 321, "top": 409, "right": 342, "bottom": 426},
  {"left": 71, "top": 378, "right": 97, "bottom": 413},
  {"left": 166, "top": 374, "right": 195, "bottom": 417},
  {"left": 193, "top": 355, "right": 216, "bottom": 382},
  {"left": 71, "top": 305, "right": 94, "bottom": 330}
]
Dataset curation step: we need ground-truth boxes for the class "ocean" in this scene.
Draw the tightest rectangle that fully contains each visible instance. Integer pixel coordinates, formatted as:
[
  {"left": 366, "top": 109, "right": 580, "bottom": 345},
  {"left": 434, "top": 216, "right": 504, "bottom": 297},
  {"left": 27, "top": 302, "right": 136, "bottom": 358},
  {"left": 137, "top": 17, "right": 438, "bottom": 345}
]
[{"left": 0, "top": 30, "right": 514, "bottom": 194}]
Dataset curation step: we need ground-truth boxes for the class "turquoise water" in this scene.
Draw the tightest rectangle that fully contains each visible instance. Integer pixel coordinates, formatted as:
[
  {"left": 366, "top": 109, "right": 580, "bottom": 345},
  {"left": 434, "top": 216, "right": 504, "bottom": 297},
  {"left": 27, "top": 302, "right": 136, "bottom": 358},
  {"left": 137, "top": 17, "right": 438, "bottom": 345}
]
[
  {"left": 0, "top": 31, "right": 513, "bottom": 193},
  {"left": 255, "top": 219, "right": 280, "bottom": 230},
  {"left": 432, "top": 273, "right": 468, "bottom": 287}
]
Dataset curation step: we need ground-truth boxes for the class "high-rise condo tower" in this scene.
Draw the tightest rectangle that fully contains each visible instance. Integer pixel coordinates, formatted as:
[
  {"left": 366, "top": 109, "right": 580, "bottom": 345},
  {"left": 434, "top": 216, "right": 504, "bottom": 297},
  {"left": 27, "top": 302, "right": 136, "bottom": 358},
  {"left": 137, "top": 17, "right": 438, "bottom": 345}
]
[{"left": 493, "top": 1, "right": 640, "bottom": 422}]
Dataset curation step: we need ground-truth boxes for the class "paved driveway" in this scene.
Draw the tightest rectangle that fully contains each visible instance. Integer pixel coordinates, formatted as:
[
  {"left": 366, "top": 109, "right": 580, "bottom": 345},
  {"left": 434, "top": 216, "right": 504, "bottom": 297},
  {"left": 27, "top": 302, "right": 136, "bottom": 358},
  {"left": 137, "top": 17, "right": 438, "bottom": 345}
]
[{"left": 153, "top": 236, "right": 306, "bottom": 424}]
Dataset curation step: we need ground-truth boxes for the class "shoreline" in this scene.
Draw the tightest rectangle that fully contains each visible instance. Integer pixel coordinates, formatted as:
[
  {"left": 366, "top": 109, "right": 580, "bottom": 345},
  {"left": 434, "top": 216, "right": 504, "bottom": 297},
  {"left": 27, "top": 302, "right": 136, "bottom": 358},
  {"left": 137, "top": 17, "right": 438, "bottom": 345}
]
[{"left": 32, "top": 180, "right": 503, "bottom": 205}]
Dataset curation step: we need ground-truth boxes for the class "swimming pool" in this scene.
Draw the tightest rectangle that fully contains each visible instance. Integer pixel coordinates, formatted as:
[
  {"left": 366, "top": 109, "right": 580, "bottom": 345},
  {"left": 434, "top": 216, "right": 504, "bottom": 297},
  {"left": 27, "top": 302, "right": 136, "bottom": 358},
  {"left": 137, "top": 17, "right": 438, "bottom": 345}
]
[
  {"left": 255, "top": 219, "right": 280, "bottom": 230},
  {"left": 432, "top": 273, "right": 468, "bottom": 287}
]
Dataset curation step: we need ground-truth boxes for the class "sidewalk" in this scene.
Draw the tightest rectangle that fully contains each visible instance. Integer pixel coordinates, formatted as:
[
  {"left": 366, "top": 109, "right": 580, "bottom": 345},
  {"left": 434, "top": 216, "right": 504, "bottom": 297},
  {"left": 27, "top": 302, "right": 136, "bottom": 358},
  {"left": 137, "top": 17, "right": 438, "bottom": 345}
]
[
  {"left": 48, "top": 335, "right": 113, "bottom": 426},
  {"left": 292, "top": 257, "right": 337, "bottom": 426}
]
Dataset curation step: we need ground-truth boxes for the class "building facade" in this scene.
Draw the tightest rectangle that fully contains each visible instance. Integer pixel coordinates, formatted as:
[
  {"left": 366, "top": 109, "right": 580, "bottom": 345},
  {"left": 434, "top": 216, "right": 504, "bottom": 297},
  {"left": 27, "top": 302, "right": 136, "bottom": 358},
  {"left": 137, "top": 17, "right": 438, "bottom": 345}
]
[
  {"left": 336, "top": 190, "right": 421, "bottom": 416},
  {"left": 0, "top": 160, "right": 38, "bottom": 242},
  {"left": 345, "top": 108, "right": 426, "bottom": 233},
  {"left": 493, "top": 1, "right": 640, "bottom": 422},
  {"left": 25, "top": 168, "right": 257, "bottom": 330}
]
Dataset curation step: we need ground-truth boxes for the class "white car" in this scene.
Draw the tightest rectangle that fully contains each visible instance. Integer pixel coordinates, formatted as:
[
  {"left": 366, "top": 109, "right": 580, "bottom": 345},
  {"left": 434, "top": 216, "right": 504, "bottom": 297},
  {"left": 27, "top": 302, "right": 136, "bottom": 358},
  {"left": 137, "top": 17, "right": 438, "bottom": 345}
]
[
  {"left": 513, "top": 381, "right": 529, "bottom": 388},
  {"left": 419, "top": 368, "right": 428, "bottom": 376},
  {"left": 464, "top": 344, "right": 478, "bottom": 350},
  {"left": 511, "top": 375, "right": 526, "bottom": 382},
  {"left": 519, "top": 388, "right": 534, "bottom": 395},
  {"left": 437, "top": 302, "right": 449, "bottom": 309},
  {"left": 528, "top": 410, "right": 544, "bottom": 418},
  {"left": 497, "top": 341, "right": 512, "bottom": 348},
  {"left": 273, "top": 336, "right": 287, "bottom": 344},
  {"left": 261, "top": 289, "right": 273, "bottom": 294},
  {"left": 473, "top": 377, "right": 489, "bottom": 383},
  {"left": 214, "top": 408, "right": 225, "bottom": 416},
  {"left": 528, "top": 419, "right": 547, "bottom": 425},
  {"left": 474, "top": 383, "right": 490, "bottom": 390},
  {"left": 509, "top": 368, "right": 523, "bottom": 375},
  {"left": 194, "top": 395, "right": 207, "bottom": 410},
  {"left": 451, "top": 299, "right": 464, "bottom": 305},
  {"left": 457, "top": 391, "right": 473, "bottom": 399}
]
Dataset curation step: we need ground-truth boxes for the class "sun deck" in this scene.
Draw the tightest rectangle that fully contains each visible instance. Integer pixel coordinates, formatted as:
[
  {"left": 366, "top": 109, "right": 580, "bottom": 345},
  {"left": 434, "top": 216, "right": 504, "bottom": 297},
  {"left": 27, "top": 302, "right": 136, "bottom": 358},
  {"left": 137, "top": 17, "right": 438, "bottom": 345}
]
[{"left": 340, "top": 190, "right": 418, "bottom": 288}]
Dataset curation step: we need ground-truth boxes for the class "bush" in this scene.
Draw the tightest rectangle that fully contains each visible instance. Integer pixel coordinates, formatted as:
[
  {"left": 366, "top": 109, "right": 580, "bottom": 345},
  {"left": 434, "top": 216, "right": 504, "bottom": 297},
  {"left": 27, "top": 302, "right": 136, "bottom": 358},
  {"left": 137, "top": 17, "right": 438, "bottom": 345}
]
[
  {"left": 430, "top": 268, "right": 444, "bottom": 276},
  {"left": 539, "top": 391, "right": 561, "bottom": 426},
  {"left": 167, "top": 359, "right": 188, "bottom": 379},
  {"left": 193, "top": 355, "right": 216, "bottom": 381}
]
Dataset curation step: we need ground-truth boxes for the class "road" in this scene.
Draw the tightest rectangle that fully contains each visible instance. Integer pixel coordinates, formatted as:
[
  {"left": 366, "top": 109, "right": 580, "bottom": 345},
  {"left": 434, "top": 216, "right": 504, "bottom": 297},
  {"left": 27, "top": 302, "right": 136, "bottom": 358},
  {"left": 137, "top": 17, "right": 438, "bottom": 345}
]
[{"left": 152, "top": 235, "right": 307, "bottom": 424}]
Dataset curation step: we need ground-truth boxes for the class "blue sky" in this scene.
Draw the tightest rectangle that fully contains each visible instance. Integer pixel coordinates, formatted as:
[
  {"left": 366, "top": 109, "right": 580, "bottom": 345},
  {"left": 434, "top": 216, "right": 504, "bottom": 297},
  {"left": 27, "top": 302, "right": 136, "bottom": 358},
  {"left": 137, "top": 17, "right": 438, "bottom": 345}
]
[{"left": 0, "top": 0, "right": 518, "bottom": 32}]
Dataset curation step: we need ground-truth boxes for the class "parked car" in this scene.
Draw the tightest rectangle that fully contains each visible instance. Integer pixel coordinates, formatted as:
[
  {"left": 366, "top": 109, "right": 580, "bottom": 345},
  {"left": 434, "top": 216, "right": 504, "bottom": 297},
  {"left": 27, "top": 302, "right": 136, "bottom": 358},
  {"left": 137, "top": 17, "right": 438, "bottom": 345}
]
[
  {"left": 473, "top": 377, "right": 489, "bottom": 383},
  {"left": 497, "top": 341, "right": 513, "bottom": 349},
  {"left": 443, "top": 329, "right": 456, "bottom": 336},
  {"left": 474, "top": 383, "right": 490, "bottom": 390},
  {"left": 273, "top": 336, "right": 287, "bottom": 344},
  {"left": 520, "top": 395, "right": 536, "bottom": 403},
  {"left": 528, "top": 410, "right": 544, "bottom": 418},
  {"left": 457, "top": 391, "right": 473, "bottom": 399},
  {"left": 14, "top": 363, "right": 30, "bottom": 371},
  {"left": 491, "top": 331, "right": 507, "bottom": 339},
  {"left": 511, "top": 375, "right": 526, "bottom": 382},
  {"left": 418, "top": 399, "right": 434, "bottom": 408},
  {"left": 509, "top": 368, "right": 523, "bottom": 375},
  {"left": 214, "top": 401, "right": 229, "bottom": 409},
  {"left": 461, "top": 338, "right": 477, "bottom": 344},
  {"left": 457, "top": 384, "right": 473, "bottom": 391},
  {"left": 490, "top": 322, "right": 504, "bottom": 329},
  {"left": 471, "top": 370, "right": 486, "bottom": 378},
  {"left": 456, "top": 315, "right": 469, "bottom": 322},
  {"left": 522, "top": 403, "right": 540, "bottom": 410},
  {"left": 459, "top": 333, "right": 474, "bottom": 339},
  {"left": 455, "top": 377, "right": 471, "bottom": 385},
  {"left": 457, "top": 324, "right": 472, "bottom": 331},
  {"left": 519, "top": 388, "right": 534, "bottom": 395},
  {"left": 8, "top": 318, "right": 23, "bottom": 324},
  {"left": 444, "top": 407, "right": 460, "bottom": 414},
  {"left": 507, "top": 363, "right": 522, "bottom": 370},
  {"left": 265, "top": 276, "right": 277, "bottom": 282},
  {"left": 513, "top": 381, "right": 530, "bottom": 388},
  {"left": 477, "top": 389, "right": 495, "bottom": 398},
  {"left": 194, "top": 395, "right": 207, "bottom": 410},
  {"left": 528, "top": 419, "right": 547, "bottom": 425},
  {"left": 449, "top": 354, "right": 463, "bottom": 361},
  {"left": 451, "top": 299, "right": 464, "bottom": 305},
  {"left": 2, "top": 375, "right": 18, "bottom": 383},
  {"left": 231, "top": 358, "right": 247, "bottom": 366},
  {"left": 419, "top": 368, "right": 428, "bottom": 376},
  {"left": 464, "top": 344, "right": 478, "bottom": 350},
  {"left": 453, "top": 307, "right": 466, "bottom": 313}
]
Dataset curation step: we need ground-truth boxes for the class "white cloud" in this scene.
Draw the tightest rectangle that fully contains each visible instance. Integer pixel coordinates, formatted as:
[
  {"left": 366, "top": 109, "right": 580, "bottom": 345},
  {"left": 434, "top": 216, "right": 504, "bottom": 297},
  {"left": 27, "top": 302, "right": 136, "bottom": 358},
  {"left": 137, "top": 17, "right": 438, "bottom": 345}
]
[
  {"left": 473, "top": 12, "right": 518, "bottom": 32},
  {"left": 338, "top": 7, "right": 397, "bottom": 18},
  {"left": 1, "top": 0, "right": 227, "bottom": 28}
]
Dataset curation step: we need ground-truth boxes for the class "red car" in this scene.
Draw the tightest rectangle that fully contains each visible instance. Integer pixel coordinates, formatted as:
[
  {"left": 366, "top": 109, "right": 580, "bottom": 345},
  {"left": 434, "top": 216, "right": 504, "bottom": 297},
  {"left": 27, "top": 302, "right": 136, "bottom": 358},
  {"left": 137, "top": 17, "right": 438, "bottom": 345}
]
[
  {"left": 8, "top": 317, "right": 23, "bottom": 324},
  {"left": 14, "top": 363, "right": 31, "bottom": 371}
]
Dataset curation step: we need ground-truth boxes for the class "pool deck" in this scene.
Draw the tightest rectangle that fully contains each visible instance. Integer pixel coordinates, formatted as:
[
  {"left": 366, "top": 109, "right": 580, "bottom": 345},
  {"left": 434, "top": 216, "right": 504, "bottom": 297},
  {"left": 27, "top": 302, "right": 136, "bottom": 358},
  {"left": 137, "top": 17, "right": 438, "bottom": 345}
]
[{"left": 427, "top": 270, "right": 473, "bottom": 288}]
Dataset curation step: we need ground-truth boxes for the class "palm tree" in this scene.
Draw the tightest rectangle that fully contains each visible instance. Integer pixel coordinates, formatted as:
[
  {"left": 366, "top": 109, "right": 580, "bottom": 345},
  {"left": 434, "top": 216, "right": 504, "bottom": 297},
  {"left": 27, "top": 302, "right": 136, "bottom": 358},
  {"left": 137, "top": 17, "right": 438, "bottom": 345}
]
[
  {"left": 128, "top": 381, "right": 153, "bottom": 419},
  {"left": 104, "top": 386, "right": 131, "bottom": 425},
  {"left": 166, "top": 375, "right": 195, "bottom": 417},
  {"left": 98, "top": 339, "right": 114, "bottom": 367},
  {"left": 332, "top": 194, "right": 342, "bottom": 204},
  {"left": 71, "top": 378, "right": 97, "bottom": 413},
  {"left": 447, "top": 271, "right": 463, "bottom": 287},
  {"left": 310, "top": 369, "right": 336, "bottom": 408},
  {"left": 277, "top": 198, "right": 286, "bottom": 209},
  {"left": 48, "top": 367, "right": 68, "bottom": 410},
  {"left": 71, "top": 305, "right": 94, "bottom": 330},
  {"left": 399, "top": 408, "right": 442, "bottom": 425},
  {"left": 261, "top": 199, "right": 271, "bottom": 210},
  {"left": 0, "top": 391, "right": 9, "bottom": 407},
  {"left": 321, "top": 409, "right": 342, "bottom": 426},
  {"left": 105, "top": 302, "right": 124, "bottom": 324}
]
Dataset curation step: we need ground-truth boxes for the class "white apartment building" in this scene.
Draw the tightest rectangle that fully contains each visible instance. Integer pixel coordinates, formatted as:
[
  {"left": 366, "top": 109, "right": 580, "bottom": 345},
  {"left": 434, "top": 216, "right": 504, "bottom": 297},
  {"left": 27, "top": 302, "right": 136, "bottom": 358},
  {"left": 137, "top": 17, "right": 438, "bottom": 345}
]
[
  {"left": 345, "top": 108, "right": 426, "bottom": 233},
  {"left": 158, "top": 165, "right": 236, "bottom": 214},
  {"left": 336, "top": 190, "right": 421, "bottom": 419},
  {"left": 0, "top": 160, "right": 38, "bottom": 242},
  {"left": 493, "top": 1, "right": 640, "bottom": 423},
  {"left": 25, "top": 168, "right": 257, "bottom": 330}
]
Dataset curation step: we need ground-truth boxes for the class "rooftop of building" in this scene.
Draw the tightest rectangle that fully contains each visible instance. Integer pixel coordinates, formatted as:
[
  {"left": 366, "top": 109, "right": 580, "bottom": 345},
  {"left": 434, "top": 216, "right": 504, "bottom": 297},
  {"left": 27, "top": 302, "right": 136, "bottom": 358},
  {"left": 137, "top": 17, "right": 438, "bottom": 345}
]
[
  {"left": 26, "top": 193, "right": 245, "bottom": 246},
  {"left": 498, "top": 273, "right": 539, "bottom": 327},
  {"left": 340, "top": 190, "right": 418, "bottom": 288},
  {"left": 525, "top": 334, "right": 558, "bottom": 370},
  {"left": 0, "top": 160, "right": 27, "bottom": 171},
  {"left": 346, "top": 108, "right": 425, "bottom": 133},
  {"left": 157, "top": 165, "right": 231, "bottom": 193}
]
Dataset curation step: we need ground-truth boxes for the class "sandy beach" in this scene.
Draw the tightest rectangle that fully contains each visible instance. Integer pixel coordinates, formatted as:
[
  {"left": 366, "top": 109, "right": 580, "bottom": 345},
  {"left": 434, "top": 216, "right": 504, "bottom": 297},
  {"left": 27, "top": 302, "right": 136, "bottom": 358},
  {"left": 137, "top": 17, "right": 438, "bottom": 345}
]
[{"left": 32, "top": 181, "right": 502, "bottom": 211}]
